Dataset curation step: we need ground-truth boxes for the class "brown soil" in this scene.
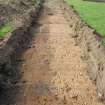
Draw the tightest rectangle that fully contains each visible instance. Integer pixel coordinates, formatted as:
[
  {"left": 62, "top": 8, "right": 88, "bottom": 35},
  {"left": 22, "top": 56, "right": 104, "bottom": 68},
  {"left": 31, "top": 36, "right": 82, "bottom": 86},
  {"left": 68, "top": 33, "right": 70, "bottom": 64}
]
[{"left": 0, "top": 0, "right": 104, "bottom": 105}]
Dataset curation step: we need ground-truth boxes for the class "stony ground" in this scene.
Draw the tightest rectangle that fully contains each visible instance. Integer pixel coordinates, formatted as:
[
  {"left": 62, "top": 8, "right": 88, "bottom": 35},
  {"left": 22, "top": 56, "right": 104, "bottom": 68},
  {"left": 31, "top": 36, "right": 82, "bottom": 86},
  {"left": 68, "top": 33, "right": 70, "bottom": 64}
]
[
  {"left": 0, "top": 0, "right": 38, "bottom": 29},
  {"left": 0, "top": 0, "right": 105, "bottom": 105},
  {"left": 0, "top": 0, "right": 36, "bottom": 17}
]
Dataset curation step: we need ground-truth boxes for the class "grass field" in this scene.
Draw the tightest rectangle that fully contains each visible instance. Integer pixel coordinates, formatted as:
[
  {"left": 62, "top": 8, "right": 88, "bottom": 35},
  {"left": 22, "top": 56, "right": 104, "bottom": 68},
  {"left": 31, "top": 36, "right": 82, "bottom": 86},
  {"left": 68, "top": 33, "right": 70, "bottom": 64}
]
[
  {"left": 66, "top": 0, "right": 105, "bottom": 37},
  {"left": 0, "top": 23, "right": 12, "bottom": 37}
]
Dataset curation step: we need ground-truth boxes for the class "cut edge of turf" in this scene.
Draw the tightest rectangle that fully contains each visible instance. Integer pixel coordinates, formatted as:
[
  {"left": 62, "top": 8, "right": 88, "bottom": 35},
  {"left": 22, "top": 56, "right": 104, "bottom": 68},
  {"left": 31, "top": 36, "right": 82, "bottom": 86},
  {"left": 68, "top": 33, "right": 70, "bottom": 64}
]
[{"left": 65, "top": 0, "right": 105, "bottom": 45}]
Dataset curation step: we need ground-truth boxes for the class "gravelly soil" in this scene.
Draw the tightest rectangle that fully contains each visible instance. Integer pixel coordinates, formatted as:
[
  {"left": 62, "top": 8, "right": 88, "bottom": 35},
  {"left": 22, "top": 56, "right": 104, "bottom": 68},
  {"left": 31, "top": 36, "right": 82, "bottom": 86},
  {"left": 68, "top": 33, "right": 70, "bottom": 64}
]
[{"left": 0, "top": 0, "right": 104, "bottom": 105}]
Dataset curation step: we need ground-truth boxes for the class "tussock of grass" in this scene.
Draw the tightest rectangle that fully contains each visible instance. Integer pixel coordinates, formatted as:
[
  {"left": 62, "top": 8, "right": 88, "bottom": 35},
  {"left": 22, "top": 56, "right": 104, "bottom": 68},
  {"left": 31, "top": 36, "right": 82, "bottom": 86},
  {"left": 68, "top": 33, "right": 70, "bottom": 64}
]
[
  {"left": 66, "top": 0, "right": 105, "bottom": 37},
  {"left": 0, "top": 23, "right": 12, "bottom": 37}
]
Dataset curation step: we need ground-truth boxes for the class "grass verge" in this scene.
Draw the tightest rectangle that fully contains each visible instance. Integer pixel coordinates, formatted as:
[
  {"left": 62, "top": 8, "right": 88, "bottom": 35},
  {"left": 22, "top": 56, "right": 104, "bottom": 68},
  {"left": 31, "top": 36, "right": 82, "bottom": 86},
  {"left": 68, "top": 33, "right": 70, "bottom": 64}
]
[
  {"left": 0, "top": 23, "right": 12, "bottom": 38},
  {"left": 66, "top": 0, "right": 105, "bottom": 37}
]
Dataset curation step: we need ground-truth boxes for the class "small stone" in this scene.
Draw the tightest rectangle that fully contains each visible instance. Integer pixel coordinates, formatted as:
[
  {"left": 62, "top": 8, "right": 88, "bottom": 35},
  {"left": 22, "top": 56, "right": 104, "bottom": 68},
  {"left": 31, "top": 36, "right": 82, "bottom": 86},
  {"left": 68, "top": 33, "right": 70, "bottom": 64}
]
[
  {"left": 66, "top": 87, "right": 72, "bottom": 92},
  {"left": 48, "top": 13, "right": 53, "bottom": 15},
  {"left": 43, "top": 97, "right": 47, "bottom": 102},
  {"left": 70, "top": 25, "right": 73, "bottom": 27},
  {"left": 22, "top": 80, "right": 27, "bottom": 84},
  {"left": 71, "top": 94, "right": 78, "bottom": 100}
]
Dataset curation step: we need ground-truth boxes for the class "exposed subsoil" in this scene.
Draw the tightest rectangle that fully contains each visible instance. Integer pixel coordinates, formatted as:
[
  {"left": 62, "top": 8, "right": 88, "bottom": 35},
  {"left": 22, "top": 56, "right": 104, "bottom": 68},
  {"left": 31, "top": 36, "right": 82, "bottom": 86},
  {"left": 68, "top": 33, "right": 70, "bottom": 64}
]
[{"left": 0, "top": 0, "right": 104, "bottom": 105}]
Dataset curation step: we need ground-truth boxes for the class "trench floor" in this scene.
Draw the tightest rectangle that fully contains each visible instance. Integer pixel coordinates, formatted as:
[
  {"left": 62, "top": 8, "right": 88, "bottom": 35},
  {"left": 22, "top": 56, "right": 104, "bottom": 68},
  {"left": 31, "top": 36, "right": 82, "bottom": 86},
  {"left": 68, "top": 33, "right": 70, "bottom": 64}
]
[{"left": 1, "top": 0, "right": 104, "bottom": 105}]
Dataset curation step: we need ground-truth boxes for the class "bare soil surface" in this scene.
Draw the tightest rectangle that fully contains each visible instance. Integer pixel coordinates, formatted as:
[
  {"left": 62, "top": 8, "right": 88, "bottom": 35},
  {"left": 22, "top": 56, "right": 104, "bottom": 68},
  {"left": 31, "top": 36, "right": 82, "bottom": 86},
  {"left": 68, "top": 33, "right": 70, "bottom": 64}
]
[{"left": 0, "top": 0, "right": 104, "bottom": 105}]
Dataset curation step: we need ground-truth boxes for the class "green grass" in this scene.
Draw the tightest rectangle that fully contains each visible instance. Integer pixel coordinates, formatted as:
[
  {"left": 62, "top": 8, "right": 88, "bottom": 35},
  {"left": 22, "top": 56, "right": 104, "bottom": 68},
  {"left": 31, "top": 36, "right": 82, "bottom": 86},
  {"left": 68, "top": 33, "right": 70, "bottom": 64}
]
[
  {"left": 0, "top": 23, "right": 12, "bottom": 37},
  {"left": 66, "top": 0, "right": 105, "bottom": 37}
]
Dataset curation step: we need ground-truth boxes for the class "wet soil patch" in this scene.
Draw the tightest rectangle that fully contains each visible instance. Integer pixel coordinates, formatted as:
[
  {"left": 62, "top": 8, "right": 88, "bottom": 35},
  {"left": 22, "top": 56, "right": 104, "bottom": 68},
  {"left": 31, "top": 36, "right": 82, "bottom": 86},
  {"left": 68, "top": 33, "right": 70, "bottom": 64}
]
[{"left": 0, "top": 0, "right": 44, "bottom": 104}]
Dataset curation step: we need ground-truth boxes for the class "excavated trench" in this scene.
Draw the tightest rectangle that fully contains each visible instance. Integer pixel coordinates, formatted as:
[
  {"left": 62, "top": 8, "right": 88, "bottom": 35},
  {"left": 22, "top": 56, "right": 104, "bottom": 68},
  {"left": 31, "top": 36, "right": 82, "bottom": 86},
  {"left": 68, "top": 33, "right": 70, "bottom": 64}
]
[{"left": 0, "top": 0, "right": 105, "bottom": 105}]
